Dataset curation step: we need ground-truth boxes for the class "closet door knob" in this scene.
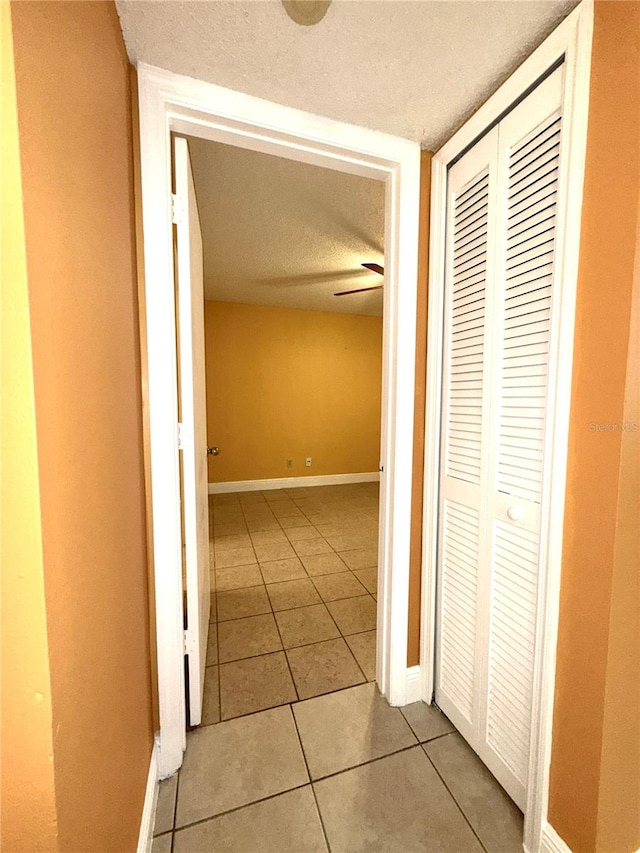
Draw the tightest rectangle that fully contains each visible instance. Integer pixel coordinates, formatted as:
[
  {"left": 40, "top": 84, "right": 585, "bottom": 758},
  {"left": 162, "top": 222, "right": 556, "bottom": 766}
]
[{"left": 507, "top": 506, "right": 522, "bottom": 521}]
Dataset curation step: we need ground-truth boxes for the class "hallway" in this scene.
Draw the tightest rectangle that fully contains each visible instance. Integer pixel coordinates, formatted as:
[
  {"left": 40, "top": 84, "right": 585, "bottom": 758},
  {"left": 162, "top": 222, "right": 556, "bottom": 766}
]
[{"left": 152, "top": 485, "right": 523, "bottom": 852}]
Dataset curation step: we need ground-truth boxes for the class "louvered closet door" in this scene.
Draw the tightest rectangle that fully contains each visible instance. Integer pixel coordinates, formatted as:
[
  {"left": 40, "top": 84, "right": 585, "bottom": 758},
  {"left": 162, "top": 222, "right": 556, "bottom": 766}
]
[
  {"left": 436, "top": 67, "right": 564, "bottom": 810},
  {"left": 435, "top": 128, "right": 499, "bottom": 749}
]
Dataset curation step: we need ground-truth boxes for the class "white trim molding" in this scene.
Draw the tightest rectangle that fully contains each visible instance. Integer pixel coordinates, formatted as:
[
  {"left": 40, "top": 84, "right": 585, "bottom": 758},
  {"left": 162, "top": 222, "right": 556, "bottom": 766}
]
[
  {"left": 420, "top": 2, "right": 593, "bottom": 852},
  {"left": 537, "top": 823, "right": 572, "bottom": 853},
  {"left": 136, "top": 738, "right": 159, "bottom": 853},
  {"left": 208, "top": 472, "right": 379, "bottom": 494},
  {"left": 404, "top": 665, "right": 422, "bottom": 704},
  {"left": 137, "top": 64, "right": 421, "bottom": 777}
]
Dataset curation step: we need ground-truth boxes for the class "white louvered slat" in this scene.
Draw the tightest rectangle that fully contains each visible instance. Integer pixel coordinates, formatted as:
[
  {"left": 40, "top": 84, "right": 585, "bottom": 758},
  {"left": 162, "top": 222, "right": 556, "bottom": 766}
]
[
  {"left": 439, "top": 499, "right": 481, "bottom": 721},
  {"left": 496, "top": 109, "right": 561, "bottom": 503},
  {"left": 444, "top": 166, "right": 489, "bottom": 484},
  {"left": 486, "top": 522, "right": 539, "bottom": 785}
]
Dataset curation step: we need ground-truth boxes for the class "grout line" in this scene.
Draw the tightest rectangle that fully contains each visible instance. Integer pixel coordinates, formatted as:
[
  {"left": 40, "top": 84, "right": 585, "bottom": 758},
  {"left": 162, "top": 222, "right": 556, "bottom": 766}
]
[
  {"left": 422, "top": 746, "right": 489, "bottom": 853},
  {"left": 173, "top": 781, "right": 312, "bottom": 836},
  {"left": 311, "top": 741, "right": 423, "bottom": 787},
  {"left": 290, "top": 706, "right": 333, "bottom": 853},
  {"left": 268, "top": 583, "right": 301, "bottom": 704},
  {"left": 170, "top": 762, "right": 180, "bottom": 852}
]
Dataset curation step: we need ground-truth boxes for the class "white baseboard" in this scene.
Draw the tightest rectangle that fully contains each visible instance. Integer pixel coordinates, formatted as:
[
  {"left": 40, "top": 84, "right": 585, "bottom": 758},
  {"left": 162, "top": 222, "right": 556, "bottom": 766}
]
[
  {"left": 137, "top": 737, "right": 160, "bottom": 853},
  {"left": 405, "top": 665, "right": 422, "bottom": 704},
  {"left": 208, "top": 472, "right": 380, "bottom": 494},
  {"left": 539, "top": 823, "right": 572, "bottom": 853}
]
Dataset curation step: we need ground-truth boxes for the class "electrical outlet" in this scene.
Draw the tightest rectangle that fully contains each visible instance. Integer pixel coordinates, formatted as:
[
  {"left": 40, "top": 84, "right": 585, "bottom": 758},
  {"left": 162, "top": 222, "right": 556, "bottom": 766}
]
[
  {"left": 286, "top": 459, "right": 293, "bottom": 468},
  {"left": 305, "top": 457, "right": 312, "bottom": 467}
]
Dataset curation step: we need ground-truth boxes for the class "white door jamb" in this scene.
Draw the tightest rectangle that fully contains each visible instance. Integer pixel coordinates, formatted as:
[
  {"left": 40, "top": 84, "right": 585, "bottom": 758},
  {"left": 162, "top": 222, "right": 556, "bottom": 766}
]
[{"left": 136, "top": 66, "right": 421, "bottom": 779}]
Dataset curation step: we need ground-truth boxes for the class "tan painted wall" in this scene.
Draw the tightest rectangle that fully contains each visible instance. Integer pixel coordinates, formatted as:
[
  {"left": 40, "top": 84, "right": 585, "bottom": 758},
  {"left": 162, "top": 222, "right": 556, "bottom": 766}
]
[
  {"left": 204, "top": 301, "right": 383, "bottom": 482},
  {"left": 408, "top": 150, "right": 433, "bottom": 667},
  {"left": 548, "top": 3, "right": 640, "bottom": 851},
  {"left": 1, "top": 4, "right": 58, "bottom": 849},
  {"left": 10, "top": 2, "right": 154, "bottom": 850},
  {"left": 596, "top": 190, "right": 640, "bottom": 853}
]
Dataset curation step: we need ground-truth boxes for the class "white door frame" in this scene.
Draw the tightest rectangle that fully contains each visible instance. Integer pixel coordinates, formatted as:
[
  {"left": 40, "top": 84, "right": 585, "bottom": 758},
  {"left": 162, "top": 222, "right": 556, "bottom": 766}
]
[
  {"left": 420, "top": 2, "right": 593, "bottom": 852},
  {"left": 136, "top": 64, "right": 421, "bottom": 778}
]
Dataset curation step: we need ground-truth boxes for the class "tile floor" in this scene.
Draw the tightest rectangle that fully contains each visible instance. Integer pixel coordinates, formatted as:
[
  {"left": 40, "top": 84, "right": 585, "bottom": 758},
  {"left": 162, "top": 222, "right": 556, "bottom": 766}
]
[{"left": 153, "top": 484, "right": 524, "bottom": 852}]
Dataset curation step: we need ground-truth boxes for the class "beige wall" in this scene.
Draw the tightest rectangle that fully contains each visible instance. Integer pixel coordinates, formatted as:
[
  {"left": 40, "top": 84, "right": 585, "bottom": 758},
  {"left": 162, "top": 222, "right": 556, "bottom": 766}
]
[
  {"left": 548, "top": 3, "right": 640, "bottom": 851},
  {"left": 1, "top": 4, "right": 58, "bottom": 848},
  {"left": 204, "top": 301, "right": 383, "bottom": 482},
  {"left": 9, "top": 2, "right": 154, "bottom": 850}
]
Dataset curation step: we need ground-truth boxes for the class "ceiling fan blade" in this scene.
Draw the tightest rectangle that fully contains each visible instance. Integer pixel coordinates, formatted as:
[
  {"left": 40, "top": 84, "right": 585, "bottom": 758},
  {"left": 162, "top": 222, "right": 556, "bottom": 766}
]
[
  {"left": 361, "top": 262, "right": 384, "bottom": 276},
  {"left": 334, "top": 284, "right": 384, "bottom": 296}
]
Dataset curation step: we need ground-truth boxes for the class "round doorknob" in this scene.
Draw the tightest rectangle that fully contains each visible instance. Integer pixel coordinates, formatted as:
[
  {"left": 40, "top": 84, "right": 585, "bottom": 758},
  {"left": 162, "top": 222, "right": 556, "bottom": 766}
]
[
  {"left": 507, "top": 506, "right": 522, "bottom": 521},
  {"left": 207, "top": 446, "right": 220, "bottom": 456}
]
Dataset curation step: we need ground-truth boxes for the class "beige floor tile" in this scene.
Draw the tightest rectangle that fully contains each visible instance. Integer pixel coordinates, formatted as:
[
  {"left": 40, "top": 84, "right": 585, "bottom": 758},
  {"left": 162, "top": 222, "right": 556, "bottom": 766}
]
[
  {"left": 260, "top": 557, "right": 306, "bottom": 584},
  {"left": 206, "top": 624, "right": 218, "bottom": 665},
  {"left": 151, "top": 834, "right": 171, "bottom": 853},
  {"left": 215, "top": 564, "right": 262, "bottom": 591},
  {"left": 312, "top": 572, "right": 367, "bottom": 602},
  {"left": 275, "top": 604, "right": 340, "bottom": 649},
  {"left": 325, "top": 534, "right": 376, "bottom": 552},
  {"left": 345, "top": 630, "right": 377, "bottom": 681},
  {"left": 217, "top": 586, "right": 271, "bottom": 621},
  {"left": 201, "top": 666, "right": 220, "bottom": 726},
  {"left": 293, "top": 682, "right": 416, "bottom": 779},
  {"left": 279, "top": 516, "right": 314, "bottom": 530},
  {"left": 153, "top": 773, "right": 177, "bottom": 835},
  {"left": 287, "top": 638, "right": 365, "bottom": 700},
  {"left": 314, "top": 748, "right": 483, "bottom": 853},
  {"left": 286, "top": 526, "right": 322, "bottom": 542},
  {"left": 215, "top": 546, "right": 257, "bottom": 569},
  {"left": 251, "top": 529, "right": 289, "bottom": 545},
  {"left": 352, "top": 566, "right": 378, "bottom": 594},
  {"left": 326, "top": 595, "right": 377, "bottom": 635},
  {"left": 247, "top": 518, "right": 282, "bottom": 532},
  {"left": 213, "top": 522, "right": 249, "bottom": 537},
  {"left": 176, "top": 705, "right": 308, "bottom": 826},
  {"left": 254, "top": 541, "right": 296, "bottom": 562},
  {"left": 293, "top": 538, "right": 333, "bottom": 557},
  {"left": 218, "top": 613, "right": 283, "bottom": 663},
  {"left": 214, "top": 532, "right": 252, "bottom": 551},
  {"left": 424, "top": 733, "right": 524, "bottom": 852},
  {"left": 340, "top": 548, "right": 379, "bottom": 571},
  {"left": 272, "top": 507, "right": 305, "bottom": 521},
  {"left": 400, "top": 701, "right": 455, "bottom": 742},
  {"left": 268, "top": 500, "right": 298, "bottom": 516},
  {"left": 263, "top": 489, "right": 289, "bottom": 501},
  {"left": 267, "top": 578, "right": 321, "bottom": 611},
  {"left": 220, "top": 652, "right": 297, "bottom": 719},
  {"left": 214, "top": 506, "right": 246, "bottom": 520},
  {"left": 174, "top": 786, "right": 327, "bottom": 853},
  {"left": 300, "top": 552, "right": 348, "bottom": 577}
]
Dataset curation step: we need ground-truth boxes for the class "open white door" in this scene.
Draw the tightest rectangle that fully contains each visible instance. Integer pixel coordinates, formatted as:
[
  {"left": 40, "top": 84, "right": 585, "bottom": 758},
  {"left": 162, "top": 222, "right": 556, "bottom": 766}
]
[{"left": 174, "top": 135, "right": 210, "bottom": 727}]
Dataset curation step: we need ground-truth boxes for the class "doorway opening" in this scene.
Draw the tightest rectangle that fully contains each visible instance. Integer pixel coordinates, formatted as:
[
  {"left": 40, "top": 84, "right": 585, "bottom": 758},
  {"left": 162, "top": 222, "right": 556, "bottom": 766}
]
[
  {"left": 137, "top": 64, "right": 421, "bottom": 779},
  {"left": 184, "top": 136, "right": 386, "bottom": 723}
]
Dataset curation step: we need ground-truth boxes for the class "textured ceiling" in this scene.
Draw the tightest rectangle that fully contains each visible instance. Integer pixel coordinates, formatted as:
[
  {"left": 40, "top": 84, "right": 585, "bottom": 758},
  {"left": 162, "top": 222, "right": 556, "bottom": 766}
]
[
  {"left": 117, "top": 0, "right": 578, "bottom": 150},
  {"left": 119, "top": 0, "right": 578, "bottom": 316},
  {"left": 186, "top": 137, "right": 386, "bottom": 315}
]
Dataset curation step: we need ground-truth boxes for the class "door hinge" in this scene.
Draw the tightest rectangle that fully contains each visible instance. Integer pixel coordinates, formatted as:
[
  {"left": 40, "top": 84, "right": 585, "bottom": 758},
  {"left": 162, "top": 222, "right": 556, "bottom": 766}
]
[
  {"left": 177, "top": 422, "right": 184, "bottom": 450},
  {"left": 171, "top": 192, "right": 186, "bottom": 225},
  {"left": 184, "top": 629, "right": 196, "bottom": 656}
]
